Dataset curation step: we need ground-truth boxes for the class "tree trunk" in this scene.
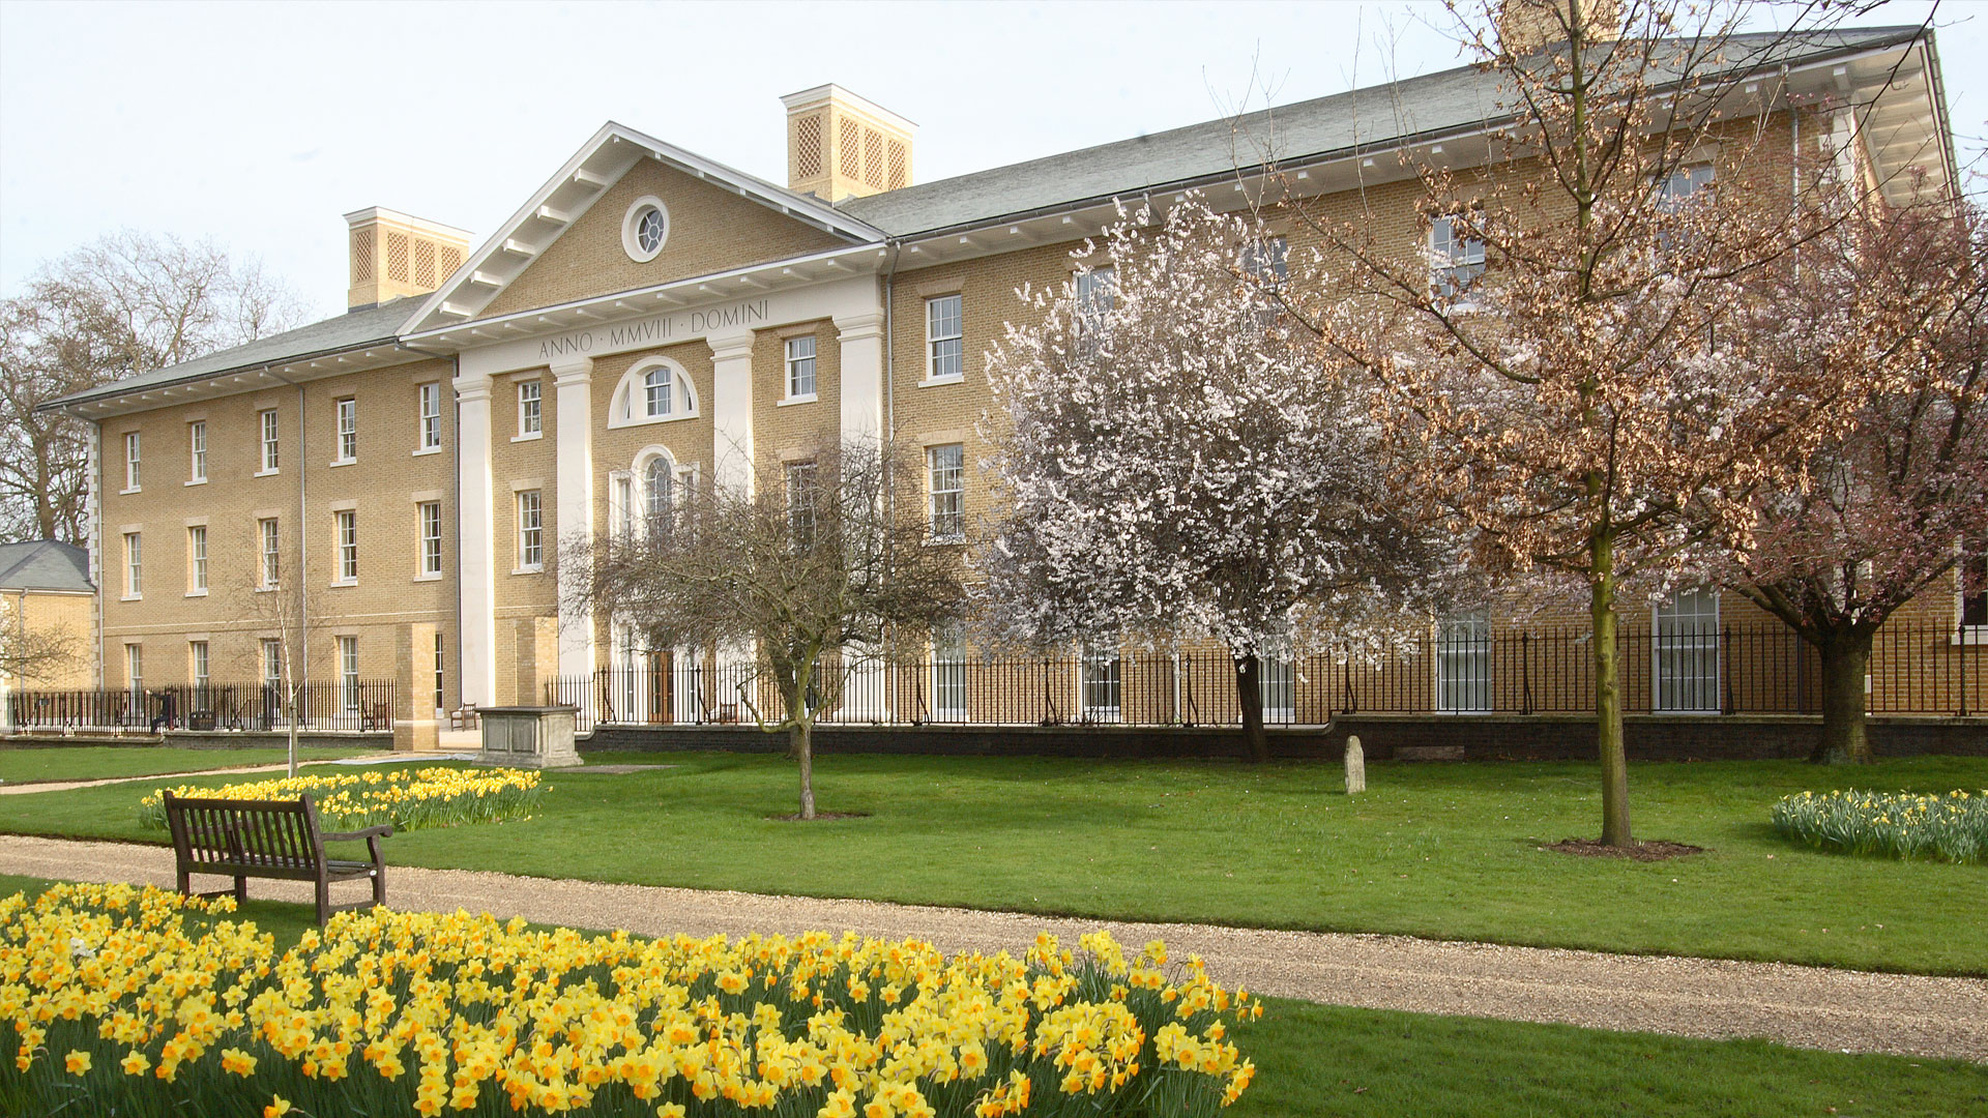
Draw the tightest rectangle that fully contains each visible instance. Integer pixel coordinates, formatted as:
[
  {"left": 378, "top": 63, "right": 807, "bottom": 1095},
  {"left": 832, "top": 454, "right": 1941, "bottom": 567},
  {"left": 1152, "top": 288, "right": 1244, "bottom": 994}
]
[
  {"left": 1591, "top": 535, "right": 1633, "bottom": 847},
  {"left": 1234, "top": 653, "right": 1268, "bottom": 764},
  {"left": 1813, "top": 627, "right": 1874, "bottom": 765},
  {"left": 791, "top": 717, "right": 816, "bottom": 820}
]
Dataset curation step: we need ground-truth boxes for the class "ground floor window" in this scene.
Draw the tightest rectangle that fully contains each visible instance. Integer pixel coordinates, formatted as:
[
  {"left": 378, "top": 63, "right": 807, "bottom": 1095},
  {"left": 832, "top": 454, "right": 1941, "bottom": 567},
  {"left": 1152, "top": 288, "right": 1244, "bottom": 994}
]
[
  {"left": 1080, "top": 643, "right": 1122, "bottom": 723},
  {"left": 932, "top": 631, "right": 968, "bottom": 722},
  {"left": 1258, "top": 655, "right": 1295, "bottom": 723},
  {"left": 433, "top": 632, "right": 446, "bottom": 716},
  {"left": 1438, "top": 611, "right": 1493, "bottom": 712},
  {"left": 338, "top": 636, "right": 360, "bottom": 714},
  {"left": 1655, "top": 588, "right": 1720, "bottom": 713}
]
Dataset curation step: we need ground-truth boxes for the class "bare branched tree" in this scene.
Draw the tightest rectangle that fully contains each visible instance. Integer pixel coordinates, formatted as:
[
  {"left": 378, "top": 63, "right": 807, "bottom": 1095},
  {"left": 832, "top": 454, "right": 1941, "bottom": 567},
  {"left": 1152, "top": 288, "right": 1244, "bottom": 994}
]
[
  {"left": 1289, "top": 0, "right": 1908, "bottom": 845},
  {"left": 571, "top": 438, "right": 967, "bottom": 820},
  {"left": 982, "top": 197, "right": 1463, "bottom": 763},
  {"left": 0, "top": 232, "right": 308, "bottom": 542}
]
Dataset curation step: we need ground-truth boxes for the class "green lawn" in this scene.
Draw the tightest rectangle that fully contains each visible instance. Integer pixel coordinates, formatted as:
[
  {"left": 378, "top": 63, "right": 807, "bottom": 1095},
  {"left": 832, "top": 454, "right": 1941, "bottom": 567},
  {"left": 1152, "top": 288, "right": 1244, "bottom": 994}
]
[
  {"left": 0, "top": 752, "right": 1982, "bottom": 974},
  {"left": 0, "top": 744, "right": 390, "bottom": 784},
  {"left": 1, "top": 873, "right": 1978, "bottom": 1117}
]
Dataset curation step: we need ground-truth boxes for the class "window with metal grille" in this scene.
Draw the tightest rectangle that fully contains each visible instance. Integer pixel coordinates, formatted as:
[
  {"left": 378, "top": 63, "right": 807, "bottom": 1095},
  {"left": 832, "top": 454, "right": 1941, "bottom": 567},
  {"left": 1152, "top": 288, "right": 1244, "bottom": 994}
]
[
  {"left": 928, "top": 444, "right": 963, "bottom": 540},
  {"left": 863, "top": 128, "right": 884, "bottom": 187},
  {"left": 386, "top": 231, "right": 410, "bottom": 282},
  {"left": 839, "top": 119, "right": 861, "bottom": 177},
  {"left": 887, "top": 139, "right": 908, "bottom": 189},
  {"left": 415, "top": 239, "right": 436, "bottom": 287}
]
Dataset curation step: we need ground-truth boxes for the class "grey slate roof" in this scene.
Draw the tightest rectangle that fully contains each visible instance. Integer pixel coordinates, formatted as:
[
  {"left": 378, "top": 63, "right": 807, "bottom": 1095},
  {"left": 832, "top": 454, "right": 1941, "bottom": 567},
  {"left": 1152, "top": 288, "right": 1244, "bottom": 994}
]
[
  {"left": 40, "top": 297, "right": 416, "bottom": 411},
  {"left": 0, "top": 541, "right": 92, "bottom": 593},
  {"left": 840, "top": 26, "right": 1926, "bottom": 237}
]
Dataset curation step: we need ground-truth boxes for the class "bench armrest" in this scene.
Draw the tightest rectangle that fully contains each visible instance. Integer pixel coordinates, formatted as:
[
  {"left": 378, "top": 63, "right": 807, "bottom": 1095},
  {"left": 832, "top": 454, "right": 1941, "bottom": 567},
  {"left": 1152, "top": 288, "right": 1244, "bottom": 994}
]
[{"left": 320, "top": 824, "right": 394, "bottom": 842}]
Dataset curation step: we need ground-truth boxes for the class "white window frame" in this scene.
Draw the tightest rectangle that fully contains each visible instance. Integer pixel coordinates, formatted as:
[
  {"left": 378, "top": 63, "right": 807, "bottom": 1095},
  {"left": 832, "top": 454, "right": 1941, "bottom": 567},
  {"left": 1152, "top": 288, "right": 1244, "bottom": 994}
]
[
  {"left": 1431, "top": 216, "right": 1486, "bottom": 299},
  {"left": 122, "top": 532, "right": 142, "bottom": 599},
  {"left": 258, "top": 409, "right": 280, "bottom": 474},
  {"left": 417, "top": 501, "right": 443, "bottom": 578},
  {"left": 1657, "top": 164, "right": 1716, "bottom": 211},
  {"left": 333, "top": 509, "right": 358, "bottom": 584},
  {"left": 1654, "top": 588, "right": 1721, "bottom": 714},
  {"left": 123, "top": 432, "right": 141, "bottom": 492},
  {"left": 784, "top": 335, "right": 818, "bottom": 402},
  {"left": 516, "top": 379, "right": 542, "bottom": 439},
  {"left": 258, "top": 518, "right": 281, "bottom": 590},
  {"left": 332, "top": 397, "right": 357, "bottom": 463},
  {"left": 124, "top": 644, "right": 143, "bottom": 707},
  {"left": 1436, "top": 610, "right": 1493, "bottom": 713},
  {"left": 927, "top": 443, "right": 964, "bottom": 541},
  {"left": 620, "top": 195, "right": 671, "bottom": 263},
  {"left": 1259, "top": 655, "right": 1296, "bottom": 724},
  {"left": 516, "top": 490, "right": 544, "bottom": 571},
  {"left": 925, "top": 294, "right": 964, "bottom": 383},
  {"left": 189, "top": 640, "right": 209, "bottom": 696},
  {"left": 1074, "top": 268, "right": 1115, "bottom": 340},
  {"left": 337, "top": 636, "right": 360, "bottom": 715},
  {"left": 608, "top": 359, "right": 699, "bottom": 428},
  {"left": 417, "top": 382, "right": 443, "bottom": 453},
  {"left": 261, "top": 638, "right": 283, "bottom": 688},
  {"left": 1242, "top": 236, "right": 1289, "bottom": 287},
  {"left": 1079, "top": 642, "right": 1122, "bottom": 723},
  {"left": 931, "top": 630, "right": 969, "bottom": 723},
  {"left": 643, "top": 455, "right": 675, "bottom": 540},
  {"left": 785, "top": 460, "right": 817, "bottom": 546},
  {"left": 187, "top": 421, "right": 207, "bottom": 484},
  {"left": 186, "top": 525, "right": 207, "bottom": 596},
  {"left": 433, "top": 632, "right": 446, "bottom": 716}
]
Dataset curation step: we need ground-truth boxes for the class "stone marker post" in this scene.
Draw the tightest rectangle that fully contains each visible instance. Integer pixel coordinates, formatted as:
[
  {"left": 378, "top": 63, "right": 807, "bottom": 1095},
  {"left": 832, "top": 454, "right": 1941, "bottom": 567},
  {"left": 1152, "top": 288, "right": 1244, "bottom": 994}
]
[{"left": 1345, "top": 734, "right": 1366, "bottom": 795}]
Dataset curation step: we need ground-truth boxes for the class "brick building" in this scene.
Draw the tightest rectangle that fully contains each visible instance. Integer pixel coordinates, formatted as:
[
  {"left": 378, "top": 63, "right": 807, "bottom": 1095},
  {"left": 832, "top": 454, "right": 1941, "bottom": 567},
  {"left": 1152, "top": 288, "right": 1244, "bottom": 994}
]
[{"left": 40, "top": 24, "right": 1979, "bottom": 748}]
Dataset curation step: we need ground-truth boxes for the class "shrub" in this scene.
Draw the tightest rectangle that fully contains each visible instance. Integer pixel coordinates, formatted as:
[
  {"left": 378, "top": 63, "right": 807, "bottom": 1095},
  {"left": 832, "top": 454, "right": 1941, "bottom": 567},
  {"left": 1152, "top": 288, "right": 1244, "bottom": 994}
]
[
  {"left": 1771, "top": 788, "right": 1987, "bottom": 863},
  {"left": 137, "top": 766, "right": 541, "bottom": 833},
  {"left": 0, "top": 882, "right": 1258, "bottom": 1117}
]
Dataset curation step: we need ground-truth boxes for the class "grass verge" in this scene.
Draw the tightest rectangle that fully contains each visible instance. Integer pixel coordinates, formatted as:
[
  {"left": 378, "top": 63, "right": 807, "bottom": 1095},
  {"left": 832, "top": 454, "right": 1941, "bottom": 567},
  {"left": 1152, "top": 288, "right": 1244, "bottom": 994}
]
[
  {"left": 0, "top": 753, "right": 1982, "bottom": 974},
  {"left": 0, "top": 744, "right": 390, "bottom": 784}
]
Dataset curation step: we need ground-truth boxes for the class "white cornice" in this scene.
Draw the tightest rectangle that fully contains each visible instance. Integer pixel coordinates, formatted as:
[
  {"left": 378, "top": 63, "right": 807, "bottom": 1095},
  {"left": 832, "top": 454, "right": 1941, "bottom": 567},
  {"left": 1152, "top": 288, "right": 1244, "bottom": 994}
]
[{"left": 778, "top": 83, "right": 918, "bottom": 134}]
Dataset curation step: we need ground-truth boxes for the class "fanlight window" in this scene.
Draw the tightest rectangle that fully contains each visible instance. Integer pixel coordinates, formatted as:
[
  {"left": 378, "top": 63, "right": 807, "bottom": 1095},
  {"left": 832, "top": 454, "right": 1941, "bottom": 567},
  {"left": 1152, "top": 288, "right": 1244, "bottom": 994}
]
[{"left": 612, "top": 360, "right": 698, "bottom": 427}]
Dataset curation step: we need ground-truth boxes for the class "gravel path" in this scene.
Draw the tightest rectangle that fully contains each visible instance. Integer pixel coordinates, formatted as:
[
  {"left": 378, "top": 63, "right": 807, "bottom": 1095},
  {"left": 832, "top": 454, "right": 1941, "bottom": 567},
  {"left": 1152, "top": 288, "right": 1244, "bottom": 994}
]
[{"left": 0, "top": 833, "right": 1981, "bottom": 1063}]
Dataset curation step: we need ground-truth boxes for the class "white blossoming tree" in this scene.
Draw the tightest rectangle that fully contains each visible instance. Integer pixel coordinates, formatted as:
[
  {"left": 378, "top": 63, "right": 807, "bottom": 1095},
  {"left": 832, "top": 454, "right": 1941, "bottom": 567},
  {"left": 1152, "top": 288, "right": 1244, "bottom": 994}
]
[{"left": 982, "top": 198, "right": 1457, "bottom": 763}]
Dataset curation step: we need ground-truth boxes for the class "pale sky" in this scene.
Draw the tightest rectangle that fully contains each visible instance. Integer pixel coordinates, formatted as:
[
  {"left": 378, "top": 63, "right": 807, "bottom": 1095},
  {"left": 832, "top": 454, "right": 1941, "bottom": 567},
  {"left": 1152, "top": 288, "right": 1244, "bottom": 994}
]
[{"left": 2, "top": 0, "right": 1981, "bottom": 320}]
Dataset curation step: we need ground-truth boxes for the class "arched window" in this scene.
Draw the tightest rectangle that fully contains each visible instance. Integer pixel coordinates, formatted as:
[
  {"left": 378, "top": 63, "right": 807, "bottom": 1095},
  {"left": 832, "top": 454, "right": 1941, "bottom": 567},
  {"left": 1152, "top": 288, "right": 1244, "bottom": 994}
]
[
  {"left": 611, "top": 358, "right": 698, "bottom": 428},
  {"left": 645, "top": 457, "right": 673, "bottom": 538}
]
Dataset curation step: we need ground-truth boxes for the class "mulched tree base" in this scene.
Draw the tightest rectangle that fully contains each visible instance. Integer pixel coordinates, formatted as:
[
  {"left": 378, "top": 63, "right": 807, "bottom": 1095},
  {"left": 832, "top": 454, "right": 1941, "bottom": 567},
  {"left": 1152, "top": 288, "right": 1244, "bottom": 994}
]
[
  {"left": 1546, "top": 838, "right": 1706, "bottom": 862},
  {"left": 766, "top": 811, "right": 873, "bottom": 822}
]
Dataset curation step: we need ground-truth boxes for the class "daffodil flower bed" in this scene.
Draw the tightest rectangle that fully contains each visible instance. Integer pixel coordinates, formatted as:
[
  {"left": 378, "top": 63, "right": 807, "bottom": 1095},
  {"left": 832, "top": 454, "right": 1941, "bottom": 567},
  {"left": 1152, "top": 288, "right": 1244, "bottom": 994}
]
[
  {"left": 136, "top": 766, "right": 542, "bottom": 833},
  {"left": 1771, "top": 788, "right": 1987, "bottom": 864},
  {"left": 0, "top": 883, "right": 1258, "bottom": 1117}
]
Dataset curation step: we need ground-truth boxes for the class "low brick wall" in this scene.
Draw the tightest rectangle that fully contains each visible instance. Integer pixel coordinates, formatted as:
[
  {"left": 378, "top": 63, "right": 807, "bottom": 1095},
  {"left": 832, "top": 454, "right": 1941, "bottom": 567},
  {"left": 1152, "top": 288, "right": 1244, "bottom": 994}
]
[
  {"left": 580, "top": 716, "right": 1985, "bottom": 762},
  {"left": 1, "top": 731, "right": 393, "bottom": 753}
]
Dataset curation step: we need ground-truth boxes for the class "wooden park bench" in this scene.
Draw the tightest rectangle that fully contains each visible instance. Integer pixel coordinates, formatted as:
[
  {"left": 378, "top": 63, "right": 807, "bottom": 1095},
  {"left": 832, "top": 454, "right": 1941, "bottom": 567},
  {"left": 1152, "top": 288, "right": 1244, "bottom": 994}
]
[{"left": 162, "top": 791, "right": 393, "bottom": 925}]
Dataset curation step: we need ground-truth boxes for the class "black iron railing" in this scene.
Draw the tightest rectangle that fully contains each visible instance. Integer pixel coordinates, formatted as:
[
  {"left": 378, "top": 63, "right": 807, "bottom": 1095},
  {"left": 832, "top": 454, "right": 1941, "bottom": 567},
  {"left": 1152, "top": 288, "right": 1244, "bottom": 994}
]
[
  {"left": 547, "top": 622, "right": 1983, "bottom": 733},
  {"left": 8, "top": 681, "right": 397, "bottom": 734}
]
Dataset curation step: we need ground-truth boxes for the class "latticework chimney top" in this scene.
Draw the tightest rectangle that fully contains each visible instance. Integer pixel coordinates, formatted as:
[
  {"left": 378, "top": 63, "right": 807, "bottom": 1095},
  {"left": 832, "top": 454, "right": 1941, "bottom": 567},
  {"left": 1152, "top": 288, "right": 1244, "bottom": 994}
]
[
  {"left": 343, "top": 207, "right": 473, "bottom": 311},
  {"left": 780, "top": 84, "right": 916, "bottom": 203}
]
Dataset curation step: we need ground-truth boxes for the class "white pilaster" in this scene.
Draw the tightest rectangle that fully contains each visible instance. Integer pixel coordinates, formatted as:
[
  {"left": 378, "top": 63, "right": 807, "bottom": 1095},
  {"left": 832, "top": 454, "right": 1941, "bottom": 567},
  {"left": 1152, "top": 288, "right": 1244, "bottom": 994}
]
[
  {"left": 708, "top": 329, "right": 757, "bottom": 493},
  {"left": 834, "top": 311, "right": 885, "bottom": 444},
  {"left": 552, "top": 358, "right": 597, "bottom": 703},
  {"left": 454, "top": 372, "right": 497, "bottom": 707}
]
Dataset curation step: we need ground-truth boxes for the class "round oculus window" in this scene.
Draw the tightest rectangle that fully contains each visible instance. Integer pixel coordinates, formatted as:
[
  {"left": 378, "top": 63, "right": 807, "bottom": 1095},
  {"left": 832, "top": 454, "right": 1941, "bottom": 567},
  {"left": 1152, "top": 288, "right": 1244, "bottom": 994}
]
[
  {"left": 636, "top": 207, "right": 666, "bottom": 253},
  {"left": 621, "top": 196, "right": 670, "bottom": 262}
]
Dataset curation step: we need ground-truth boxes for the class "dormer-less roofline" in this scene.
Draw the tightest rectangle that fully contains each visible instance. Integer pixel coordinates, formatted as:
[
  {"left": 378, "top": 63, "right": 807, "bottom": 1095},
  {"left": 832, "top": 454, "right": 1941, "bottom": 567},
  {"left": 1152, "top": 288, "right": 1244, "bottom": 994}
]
[{"left": 778, "top": 83, "right": 919, "bottom": 133}]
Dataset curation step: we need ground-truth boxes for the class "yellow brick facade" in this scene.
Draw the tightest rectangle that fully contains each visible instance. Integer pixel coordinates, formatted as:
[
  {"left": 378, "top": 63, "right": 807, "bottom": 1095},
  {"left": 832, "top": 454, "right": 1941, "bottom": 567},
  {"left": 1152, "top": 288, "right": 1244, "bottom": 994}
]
[{"left": 57, "top": 53, "right": 1975, "bottom": 731}]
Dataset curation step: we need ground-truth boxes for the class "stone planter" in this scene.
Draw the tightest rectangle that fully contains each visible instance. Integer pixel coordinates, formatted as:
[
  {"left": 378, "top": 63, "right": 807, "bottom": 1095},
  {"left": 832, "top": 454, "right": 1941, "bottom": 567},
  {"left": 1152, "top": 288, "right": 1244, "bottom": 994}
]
[{"left": 475, "top": 706, "right": 581, "bottom": 769}]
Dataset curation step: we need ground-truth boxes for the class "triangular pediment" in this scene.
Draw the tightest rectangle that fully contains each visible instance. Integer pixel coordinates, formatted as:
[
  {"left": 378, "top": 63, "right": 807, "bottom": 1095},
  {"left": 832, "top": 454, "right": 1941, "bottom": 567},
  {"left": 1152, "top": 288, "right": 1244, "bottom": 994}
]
[{"left": 404, "top": 122, "right": 883, "bottom": 334}]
